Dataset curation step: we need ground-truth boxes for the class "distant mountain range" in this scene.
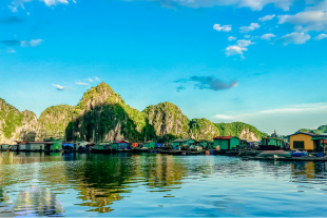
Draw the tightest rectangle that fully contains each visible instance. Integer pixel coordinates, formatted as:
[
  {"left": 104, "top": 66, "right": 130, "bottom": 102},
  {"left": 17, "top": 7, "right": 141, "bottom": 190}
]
[{"left": 1, "top": 82, "right": 322, "bottom": 144}]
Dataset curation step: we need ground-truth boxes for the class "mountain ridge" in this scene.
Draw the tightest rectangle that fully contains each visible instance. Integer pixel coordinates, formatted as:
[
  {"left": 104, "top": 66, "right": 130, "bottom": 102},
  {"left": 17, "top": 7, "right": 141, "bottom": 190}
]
[{"left": 0, "top": 82, "right": 279, "bottom": 144}]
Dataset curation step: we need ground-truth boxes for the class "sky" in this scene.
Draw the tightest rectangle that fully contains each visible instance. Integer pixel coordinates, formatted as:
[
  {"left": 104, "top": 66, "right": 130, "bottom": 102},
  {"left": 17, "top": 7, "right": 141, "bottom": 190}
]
[{"left": 0, "top": 0, "right": 327, "bottom": 135}]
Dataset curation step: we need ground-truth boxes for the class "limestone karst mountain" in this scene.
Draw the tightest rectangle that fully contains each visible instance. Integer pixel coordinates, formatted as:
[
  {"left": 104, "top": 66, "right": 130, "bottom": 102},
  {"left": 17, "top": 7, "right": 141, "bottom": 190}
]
[{"left": 0, "top": 82, "right": 270, "bottom": 144}]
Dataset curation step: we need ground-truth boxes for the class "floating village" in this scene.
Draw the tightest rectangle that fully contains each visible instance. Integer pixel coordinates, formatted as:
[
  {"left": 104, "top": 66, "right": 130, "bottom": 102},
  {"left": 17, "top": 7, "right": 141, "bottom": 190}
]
[{"left": 1, "top": 129, "right": 327, "bottom": 162}]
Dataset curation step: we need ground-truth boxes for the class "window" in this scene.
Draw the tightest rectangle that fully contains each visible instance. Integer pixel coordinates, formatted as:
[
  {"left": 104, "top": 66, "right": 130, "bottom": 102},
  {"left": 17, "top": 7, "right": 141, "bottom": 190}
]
[{"left": 293, "top": 141, "right": 304, "bottom": 149}]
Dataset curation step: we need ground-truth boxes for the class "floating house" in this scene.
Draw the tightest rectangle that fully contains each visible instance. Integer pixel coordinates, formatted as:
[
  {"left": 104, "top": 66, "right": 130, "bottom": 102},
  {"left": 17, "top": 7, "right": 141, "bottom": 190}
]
[
  {"left": 144, "top": 141, "right": 155, "bottom": 148},
  {"left": 261, "top": 137, "right": 285, "bottom": 147},
  {"left": 111, "top": 141, "right": 120, "bottom": 150},
  {"left": 172, "top": 139, "right": 195, "bottom": 150},
  {"left": 197, "top": 140, "right": 213, "bottom": 149},
  {"left": 111, "top": 141, "right": 130, "bottom": 150},
  {"left": 288, "top": 133, "right": 327, "bottom": 152},
  {"left": 213, "top": 136, "right": 240, "bottom": 150},
  {"left": 0, "top": 144, "right": 11, "bottom": 150}
]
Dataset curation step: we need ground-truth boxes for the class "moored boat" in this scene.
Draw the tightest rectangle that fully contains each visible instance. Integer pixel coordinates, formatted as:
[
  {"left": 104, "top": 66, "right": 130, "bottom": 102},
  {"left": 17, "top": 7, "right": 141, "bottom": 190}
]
[
  {"left": 257, "top": 150, "right": 292, "bottom": 158},
  {"left": 91, "top": 143, "right": 114, "bottom": 153}
]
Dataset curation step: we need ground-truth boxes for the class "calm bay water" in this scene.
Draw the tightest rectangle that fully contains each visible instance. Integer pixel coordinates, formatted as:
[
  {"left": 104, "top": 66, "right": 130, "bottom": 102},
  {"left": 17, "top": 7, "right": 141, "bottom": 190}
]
[{"left": 1, "top": 152, "right": 327, "bottom": 217}]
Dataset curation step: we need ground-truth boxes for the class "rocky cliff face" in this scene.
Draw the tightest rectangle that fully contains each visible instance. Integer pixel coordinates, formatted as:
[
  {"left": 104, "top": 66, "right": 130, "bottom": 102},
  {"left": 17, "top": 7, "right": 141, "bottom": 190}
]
[
  {"left": 143, "top": 102, "right": 190, "bottom": 141},
  {"left": 189, "top": 118, "right": 219, "bottom": 141},
  {"left": 0, "top": 99, "right": 38, "bottom": 144},
  {"left": 68, "top": 82, "right": 154, "bottom": 143},
  {"left": 38, "top": 105, "right": 75, "bottom": 140}
]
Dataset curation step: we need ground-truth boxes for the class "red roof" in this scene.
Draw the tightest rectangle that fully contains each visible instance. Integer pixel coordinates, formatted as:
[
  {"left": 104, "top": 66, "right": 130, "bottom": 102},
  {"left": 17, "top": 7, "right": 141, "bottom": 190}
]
[
  {"left": 213, "top": 136, "right": 233, "bottom": 140},
  {"left": 119, "top": 140, "right": 127, "bottom": 143}
]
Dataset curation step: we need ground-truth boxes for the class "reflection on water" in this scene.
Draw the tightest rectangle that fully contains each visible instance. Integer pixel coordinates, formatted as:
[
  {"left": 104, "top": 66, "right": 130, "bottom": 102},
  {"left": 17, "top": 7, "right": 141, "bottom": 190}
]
[
  {"left": 1, "top": 151, "right": 327, "bottom": 217},
  {"left": 14, "top": 186, "right": 64, "bottom": 217}
]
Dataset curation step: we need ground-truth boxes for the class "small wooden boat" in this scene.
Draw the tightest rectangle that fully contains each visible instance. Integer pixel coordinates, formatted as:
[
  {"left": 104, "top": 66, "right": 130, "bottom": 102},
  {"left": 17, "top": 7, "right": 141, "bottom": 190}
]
[{"left": 257, "top": 150, "right": 291, "bottom": 158}]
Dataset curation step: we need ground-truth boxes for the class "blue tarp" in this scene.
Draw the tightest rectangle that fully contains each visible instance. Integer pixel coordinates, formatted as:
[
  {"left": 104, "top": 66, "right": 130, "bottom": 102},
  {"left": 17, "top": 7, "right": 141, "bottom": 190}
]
[
  {"left": 156, "top": 143, "right": 163, "bottom": 147},
  {"left": 119, "top": 143, "right": 129, "bottom": 149},
  {"left": 62, "top": 144, "right": 74, "bottom": 148}
]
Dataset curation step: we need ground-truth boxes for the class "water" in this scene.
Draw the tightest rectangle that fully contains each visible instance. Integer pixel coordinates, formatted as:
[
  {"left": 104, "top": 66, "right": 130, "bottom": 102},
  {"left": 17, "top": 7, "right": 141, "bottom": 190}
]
[{"left": 1, "top": 152, "right": 327, "bottom": 217}]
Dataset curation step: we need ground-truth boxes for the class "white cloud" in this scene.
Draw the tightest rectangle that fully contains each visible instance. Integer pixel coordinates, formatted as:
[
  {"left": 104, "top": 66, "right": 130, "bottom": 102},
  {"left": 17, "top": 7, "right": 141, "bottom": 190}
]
[
  {"left": 125, "top": 0, "right": 296, "bottom": 11},
  {"left": 95, "top": 77, "right": 100, "bottom": 81},
  {"left": 8, "top": 0, "right": 75, "bottom": 12},
  {"left": 279, "top": 11, "right": 327, "bottom": 32},
  {"left": 8, "top": 5, "right": 18, "bottom": 12},
  {"left": 228, "top": 36, "right": 237, "bottom": 41},
  {"left": 88, "top": 78, "right": 93, "bottom": 82},
  {"left": 20, "top": 39, "right": 43, "bottom": 47},
  {"left": 280, "top": 32, "right": 311, "bottom": 45},
  {"left": 213, "top": 24, "right": 232, "bottom": 32},
  {"left": 239, "top": 23, "right": 260, "bottom": 33},
  {"left": 76, "top": 82, "right": 89, "bottom": 86},
  {"left": 7, "top": 48, "right": 16, "bottom": 53},
  {"left": 225, "top": 39, "right": 252, "bottom": 58},
  {"left": 261, "top": 33, "right": 276, "bottom": 40},
  {"left": 244, "top": 35, "right": 251, "bottom": 38},
  {"left": 314, "top": 33, "right": 327, "bottom": 40},
  {"left": 237, "top": 39, "right": 252, "bottom": 47},
  {"left": 53, "top": 84, "right": 64, "bottom": 90},
  {"left": 259, "top": 14, "right": 276, "bottom": 22},
  {"left": 214, "top": 102, "right": 327, "bottom": 135},
  {"left": 41, "top": 0, "right": 68, "bottom": 6},
  {"left": 225, "top": 46, "right": 248, "bottom": 57}
]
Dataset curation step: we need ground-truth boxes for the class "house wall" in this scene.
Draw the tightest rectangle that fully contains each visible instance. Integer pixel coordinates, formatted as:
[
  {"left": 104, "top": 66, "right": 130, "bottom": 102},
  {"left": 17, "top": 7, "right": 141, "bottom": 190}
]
[
  {"left": 290, "top": 134, "right": 314, "bottom": 151},
  {"left": 214, "top": 139, "right": 229, "bottom": 150},
  {"left": 145, "top": 142, "right": 155, "bottom": 148},
  {"left": 230, "top": 138, "right": 240, "bottom": 148}
]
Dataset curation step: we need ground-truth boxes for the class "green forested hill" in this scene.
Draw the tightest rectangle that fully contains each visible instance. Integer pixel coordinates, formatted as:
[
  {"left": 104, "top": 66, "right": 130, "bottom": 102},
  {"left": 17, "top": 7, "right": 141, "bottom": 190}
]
[
  {"left": 1, "top": 82, "right": 271, "bottom": 144},
  {"left": 297, "top": 125, "right": 327, "bottom": 135},
  {"left": 214, "top": 122, "right": 268, "bottom": 141}
]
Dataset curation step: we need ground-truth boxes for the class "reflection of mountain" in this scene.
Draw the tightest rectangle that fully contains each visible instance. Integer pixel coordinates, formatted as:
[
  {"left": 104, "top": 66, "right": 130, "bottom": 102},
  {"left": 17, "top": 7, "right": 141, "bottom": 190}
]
[
  {"left": 138, "top": 154, "right": 187, "bottom": 189},
  {"left": 60, "top": 153, "right": 187, "bottom": 212},
  {"left": 13, "top": 186, "right": 64, "bottom": 217}
]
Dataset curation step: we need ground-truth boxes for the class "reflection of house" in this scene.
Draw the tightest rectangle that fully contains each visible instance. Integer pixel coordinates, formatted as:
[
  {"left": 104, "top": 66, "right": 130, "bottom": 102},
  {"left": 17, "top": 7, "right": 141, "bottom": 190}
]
[
  {"left": 289, "top": 133, "right": 327, "bottom": 152},
  {"left": 14, "top": 186, "right": 64, "bottom": 217},
  {"left": 213, "top": 136, "right": 240, "bottom": 150}
]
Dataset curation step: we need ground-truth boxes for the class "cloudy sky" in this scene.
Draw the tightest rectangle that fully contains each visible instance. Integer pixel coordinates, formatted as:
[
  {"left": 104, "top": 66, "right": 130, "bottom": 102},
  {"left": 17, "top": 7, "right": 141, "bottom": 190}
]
[{"left": 0, "top": 0, "right": 326, "bottom": 135}]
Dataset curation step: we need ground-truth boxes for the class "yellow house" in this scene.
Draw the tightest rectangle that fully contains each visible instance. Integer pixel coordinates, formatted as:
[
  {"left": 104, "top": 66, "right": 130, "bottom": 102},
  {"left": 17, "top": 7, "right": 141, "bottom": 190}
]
[{"left": 289, "top": 133, "right": 318, "bottom": 151}]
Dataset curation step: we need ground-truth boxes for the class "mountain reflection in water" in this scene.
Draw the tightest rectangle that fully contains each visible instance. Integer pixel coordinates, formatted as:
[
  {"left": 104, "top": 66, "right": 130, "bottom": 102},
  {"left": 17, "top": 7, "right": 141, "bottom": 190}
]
[{"left": 1, "top": 152, "right": 327, "bottom": 217}]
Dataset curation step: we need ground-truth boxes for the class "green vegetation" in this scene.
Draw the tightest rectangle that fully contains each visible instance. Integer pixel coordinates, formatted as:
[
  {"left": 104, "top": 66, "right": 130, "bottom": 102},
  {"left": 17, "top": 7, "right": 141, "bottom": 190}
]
[
  {"left": 297, "top": 125, "right": 327, "bottom": 135},
  {"left": 0, "top": 98, "right": 24, "bottom": 140},
  {"left": 38, "top": 105, "right": 75, "bottom": 140},
  {"left": 214, "top": 122, "right": 268, "bottom": 140},
  {"left": 143, "top": 102, "right": 190, "bottom": 140},
  {"left": 0, "top": 83, "right": 280, "bottom": 144},
  {"left": 189, "top": 118, "right": 219, "bottom": 141}
]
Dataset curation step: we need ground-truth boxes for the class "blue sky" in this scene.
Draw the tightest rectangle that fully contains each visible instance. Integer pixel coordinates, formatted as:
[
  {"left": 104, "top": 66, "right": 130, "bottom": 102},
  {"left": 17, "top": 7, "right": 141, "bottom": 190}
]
[{"left": 0, "top": 0, "right": 327, "bottom": 135}]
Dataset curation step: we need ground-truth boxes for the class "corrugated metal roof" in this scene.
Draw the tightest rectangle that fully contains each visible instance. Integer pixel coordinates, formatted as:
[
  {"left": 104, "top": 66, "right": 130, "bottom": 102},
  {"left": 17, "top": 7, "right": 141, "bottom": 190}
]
[{"left": 287, "top": 132, "right": 316, "bottom": 137}]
